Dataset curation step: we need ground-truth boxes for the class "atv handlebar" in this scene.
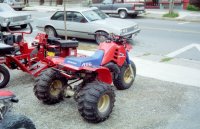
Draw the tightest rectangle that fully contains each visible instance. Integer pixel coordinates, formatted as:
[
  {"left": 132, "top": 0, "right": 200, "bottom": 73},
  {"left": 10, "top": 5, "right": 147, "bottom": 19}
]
[
  {"left": 6, "top": 22, "right": 33, "bottom": 34},
  {"left": 88, "top": 32, "right": 129, "bottom": 45}
]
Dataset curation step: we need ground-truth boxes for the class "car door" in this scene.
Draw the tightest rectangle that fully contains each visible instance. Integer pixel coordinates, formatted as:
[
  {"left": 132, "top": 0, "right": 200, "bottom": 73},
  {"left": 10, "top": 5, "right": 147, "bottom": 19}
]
[
  {"left": 100, "top": 0, "right": 113, "bottom": 13},
  {"left": 49, "top": 11, "right": 71, "bottom": 36},
  {"left": 66, "top": 11, "right": 94, "bottom": 39}
]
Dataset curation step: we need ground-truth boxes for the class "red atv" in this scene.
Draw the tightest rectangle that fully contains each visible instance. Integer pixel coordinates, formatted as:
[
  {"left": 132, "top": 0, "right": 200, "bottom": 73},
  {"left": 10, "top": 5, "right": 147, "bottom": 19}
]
[
  {"left": 0, "top": 22, "right": 78, "bottom": 88},
  {"left": 0, "top": 90, "right": 36, "bottom": 129},
  {"left": 34, "top": 33, "right": 136, "bottom": 123}
]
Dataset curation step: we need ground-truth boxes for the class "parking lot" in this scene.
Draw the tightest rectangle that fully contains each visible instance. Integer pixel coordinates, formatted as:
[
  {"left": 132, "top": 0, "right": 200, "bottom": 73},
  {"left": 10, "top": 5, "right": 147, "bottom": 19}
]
[
  {"left": 3, "top": 68, "right": 199, "bottom": 129},
  {"left": 1, "top": 7, "right": 200, "bottom": 129}
]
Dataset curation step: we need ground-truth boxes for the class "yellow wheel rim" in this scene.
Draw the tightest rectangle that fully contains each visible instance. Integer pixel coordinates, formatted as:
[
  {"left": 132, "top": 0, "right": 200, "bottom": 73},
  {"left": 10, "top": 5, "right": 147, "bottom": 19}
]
[
  {"left": 124, "top": 67, "right": 133, "bottom": 84},
  {"left": 98, "top": 94, "right": 110, "bottom": 113},
  {"left": 50, "top": 80, "right": 62, "bottom": 97}
]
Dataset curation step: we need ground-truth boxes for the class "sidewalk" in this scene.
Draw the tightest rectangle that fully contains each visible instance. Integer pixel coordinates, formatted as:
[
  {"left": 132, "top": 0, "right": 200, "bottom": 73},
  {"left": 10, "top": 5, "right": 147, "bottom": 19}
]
[
  {"left": 24, "top": 5, "right": 200, "bottom": 22},
  {"left": 143, "top": 9, "right": 200, "bottom": 22}
]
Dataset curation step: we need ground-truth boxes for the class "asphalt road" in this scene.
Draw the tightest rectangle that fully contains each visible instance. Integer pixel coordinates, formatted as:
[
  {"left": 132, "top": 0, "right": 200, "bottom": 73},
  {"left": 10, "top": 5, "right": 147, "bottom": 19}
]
[
  {"left": 2, "top": 11, "right": 200, "bottom": 129},
  {"left": 131, "top": 17, "right": 200, "bottom": 61}
]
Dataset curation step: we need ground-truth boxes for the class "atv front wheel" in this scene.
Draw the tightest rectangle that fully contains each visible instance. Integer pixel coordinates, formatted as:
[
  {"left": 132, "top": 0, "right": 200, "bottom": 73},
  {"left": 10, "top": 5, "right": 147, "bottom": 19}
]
[
  {"left": 1, "top": 114, "right": 36, "bottom": 129},
  {"left": 77, "top": 81, "right": 115, "bottom": 123},
  {"left": 113, "top": 61, "right": 136, "bottom": 90},
  {"left": 34, "top": 68, "right": 67, "bottom": 104},
  {"left": 0, "top": 65, "right": 10, "bottom": 88}
]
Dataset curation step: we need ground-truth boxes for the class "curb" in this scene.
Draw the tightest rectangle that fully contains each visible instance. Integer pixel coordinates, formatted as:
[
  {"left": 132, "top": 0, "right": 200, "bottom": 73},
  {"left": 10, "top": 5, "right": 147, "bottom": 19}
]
[{"left": 141, "top": 14, "right": 200, "bottom": 23}]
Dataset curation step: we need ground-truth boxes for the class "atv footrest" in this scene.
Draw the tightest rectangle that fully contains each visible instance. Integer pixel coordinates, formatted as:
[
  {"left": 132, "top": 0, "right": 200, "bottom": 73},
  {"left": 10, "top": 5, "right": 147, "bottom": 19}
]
[{"left": 0, "top": 44, "right": 14, "bottom": 55}]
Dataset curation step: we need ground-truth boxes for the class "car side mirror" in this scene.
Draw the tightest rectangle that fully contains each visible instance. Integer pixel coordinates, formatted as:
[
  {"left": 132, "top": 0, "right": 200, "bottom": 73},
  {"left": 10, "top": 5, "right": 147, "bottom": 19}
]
[{"left": 80, "top": 18, "right": 88, "bottom": 23}]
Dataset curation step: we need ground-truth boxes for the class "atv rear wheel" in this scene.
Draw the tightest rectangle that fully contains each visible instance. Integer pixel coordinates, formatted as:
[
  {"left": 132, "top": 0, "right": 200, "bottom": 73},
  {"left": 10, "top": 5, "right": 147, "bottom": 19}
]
[
  {"left": 1, "top": 114, "right": 36, "bottom": 129},
  {"left": 77, "top": 81, "right": 115, "bottom": 123},
  {"left": 34, "top": 68, "right": 67, "bottom": 104},
  {"left": 113, "top": 61, "right": 136, "bottom": 90},
  {"left": 0, "top": 65, "right": 10, "bottom": 88}
]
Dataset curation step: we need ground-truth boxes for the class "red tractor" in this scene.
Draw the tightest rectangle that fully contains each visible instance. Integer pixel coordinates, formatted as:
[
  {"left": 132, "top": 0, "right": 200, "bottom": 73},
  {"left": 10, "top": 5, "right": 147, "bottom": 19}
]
[
  {"left": 0, "top": 90, "right": 36, "bottom": 129},
  {"left": 0, "top": 23, "right": 78, "bottom": 88},
  {"left": 34, "top": 33, "right": 136, "bottom": 123}
]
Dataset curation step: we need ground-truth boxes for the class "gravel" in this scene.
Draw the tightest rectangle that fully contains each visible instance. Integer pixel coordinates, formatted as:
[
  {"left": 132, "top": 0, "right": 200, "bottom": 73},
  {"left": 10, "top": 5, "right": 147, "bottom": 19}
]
[{"left": 4, "top": 69, "right": 200, "bottom": 129}]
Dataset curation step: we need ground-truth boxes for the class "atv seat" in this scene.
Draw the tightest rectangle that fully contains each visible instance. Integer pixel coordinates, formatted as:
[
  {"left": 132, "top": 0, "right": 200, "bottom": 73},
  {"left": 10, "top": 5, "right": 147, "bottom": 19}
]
[
  {"left": 47, "top": 37, "right": 78, "bottom": 48},
  {"left": 0, "top": 43, "right": 14, "bottom": 55},
  {"left": 0, "top": 90, "right": 15, "bottom": 100},
  {"left": 64, "top": 50, "right": 104, "bottom": 67}
]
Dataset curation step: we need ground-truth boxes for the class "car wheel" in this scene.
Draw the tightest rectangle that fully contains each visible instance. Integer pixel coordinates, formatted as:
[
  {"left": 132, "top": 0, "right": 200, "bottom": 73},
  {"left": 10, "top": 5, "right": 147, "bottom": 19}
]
[
  {"left": 20, "top": 24, "right": 27, "bottom": 29},
  {"left": 119, "top": 10, "right": 128, "bottom": 19},
  {"left": 45, "top": 26, "right": 57, "bottom": 37},
  {"left": 95, "top": 31, "right": 108, "bottom": 44},
  {"left": 18, "top": 8, "right": 22, "bottom": 11}
]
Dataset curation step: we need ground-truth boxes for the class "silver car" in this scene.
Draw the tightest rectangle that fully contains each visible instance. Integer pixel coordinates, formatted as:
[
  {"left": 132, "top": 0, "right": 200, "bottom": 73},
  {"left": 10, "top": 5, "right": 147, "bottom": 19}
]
[
  {"left": 0, "top": 3, "right": 32, "bottom": 29},
  {"left": 1, "top": 0, "right": 25, "bottom": 11},
  {"left": 36, "top": 7, "right": 140, "bottom": 44}
]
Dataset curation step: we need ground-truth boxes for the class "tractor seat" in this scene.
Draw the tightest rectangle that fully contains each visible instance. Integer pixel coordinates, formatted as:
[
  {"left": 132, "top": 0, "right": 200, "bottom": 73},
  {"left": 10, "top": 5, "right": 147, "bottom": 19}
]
[
  {"left": 64, "top": 50, "right": 104, "bottom": 67},
  {"left": 0, "top": 43, "right": 14, "bottom": 55},
  {"left": 0, "top": 90, "right": 15, "bottom": 100},
  {"left": 47, "top": 37, "right": 79, "bottom": 48}
]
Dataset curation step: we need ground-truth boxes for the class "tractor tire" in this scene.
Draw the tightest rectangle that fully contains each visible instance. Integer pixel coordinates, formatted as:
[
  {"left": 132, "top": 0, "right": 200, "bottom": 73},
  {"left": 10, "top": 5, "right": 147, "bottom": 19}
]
[
  {"left": 34, "top": 68, "right": 67, "bottom": 104},
  {"left": 0, "top": 65, "right": 10, "bottom": 88},
  {"left": 1, "top": 114, "right": 36, "bottom": 129},
  {"left": 77, "top": 81, "right": 115, "bottom": 123},
  {"left": 113, "top": 61, "right": 136, "bottom": 90}
]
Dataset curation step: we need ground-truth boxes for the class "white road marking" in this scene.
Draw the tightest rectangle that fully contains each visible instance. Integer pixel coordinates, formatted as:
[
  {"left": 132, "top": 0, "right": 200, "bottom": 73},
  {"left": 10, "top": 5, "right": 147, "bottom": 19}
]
[
  {"left": 178, "top": 22, "right": 190, "bottom": 25},
  {"left": 166, "top": 43, "right": 200, "bottom": 58},
  {"left": 78, "top": 50, "right": 200, "bottom": 87}
]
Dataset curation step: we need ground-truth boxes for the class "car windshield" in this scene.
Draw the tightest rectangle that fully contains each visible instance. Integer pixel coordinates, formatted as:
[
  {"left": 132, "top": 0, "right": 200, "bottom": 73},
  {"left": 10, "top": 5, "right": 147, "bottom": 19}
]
[
  {"left": 0, "top": 4, "right": 14, "bottom": 12},
  {"left": 82, "top": 9, "right": 109, "bottom": 22}
]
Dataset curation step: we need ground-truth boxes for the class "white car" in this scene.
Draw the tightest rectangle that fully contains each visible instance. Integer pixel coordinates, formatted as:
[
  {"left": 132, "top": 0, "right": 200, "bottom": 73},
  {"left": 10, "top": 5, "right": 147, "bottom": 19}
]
[
  {"left": 36, "top": 7, "right": 140, "bottom": 44},
  {"left": 1, "top": 0, "right": 25, "bottom": 11},
  {"left": 0, "top": 3, "right": 32, "bottom": 29}
]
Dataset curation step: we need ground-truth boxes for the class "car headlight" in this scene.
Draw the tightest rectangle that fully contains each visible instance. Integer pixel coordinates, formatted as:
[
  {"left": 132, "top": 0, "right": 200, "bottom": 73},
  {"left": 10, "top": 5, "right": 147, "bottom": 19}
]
[
  {"left": 121, "top": 28, "right": 128, "bottom": 34},
  {"left": 4, "top": 18, "right": 11, "bottom": 23},
  {"left": 134, "top": 25, "right": 139, "bottom": 30}
]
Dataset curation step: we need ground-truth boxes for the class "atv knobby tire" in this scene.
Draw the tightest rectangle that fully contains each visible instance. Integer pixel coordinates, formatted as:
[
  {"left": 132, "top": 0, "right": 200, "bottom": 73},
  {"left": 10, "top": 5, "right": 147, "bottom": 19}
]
[
  {"left": 1, "top": 114, "right": 36, "bottom": 129},
  {"left": 113, "top": 61, "right": 136, "bottom": 90},
  {"left": 77, "top": 81, "right": 115, "bottom": 123},
  {"left": 34, "top": 68, "right": 66, "bottom": 104},
  {"left": 0, "top": 65, "right": 10, "bottom": 88}
]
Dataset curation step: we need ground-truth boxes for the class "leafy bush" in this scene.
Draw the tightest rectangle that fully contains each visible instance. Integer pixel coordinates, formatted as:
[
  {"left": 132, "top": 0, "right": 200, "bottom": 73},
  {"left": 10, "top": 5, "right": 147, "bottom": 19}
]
[
  {"left": 187, "top": 4, "right": 200, "bottom": 11},
  {"left": 163, "top": 12, "right": 179, "bottom": 18},
  {"left": 189, "top": 0, "right": 200, "bottom": 8}
]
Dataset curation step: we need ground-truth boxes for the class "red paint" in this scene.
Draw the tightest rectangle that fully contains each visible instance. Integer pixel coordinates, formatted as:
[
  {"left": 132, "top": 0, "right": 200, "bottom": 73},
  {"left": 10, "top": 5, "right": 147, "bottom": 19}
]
[
  {"left": 0, "top": 90, "right": 14, "bottom": 97},
  {"left": 183, "top": 0, "right": 189, "bottom": 9},
  {"left": 99, "top": 41, "right": 126, "bottom": 67}
]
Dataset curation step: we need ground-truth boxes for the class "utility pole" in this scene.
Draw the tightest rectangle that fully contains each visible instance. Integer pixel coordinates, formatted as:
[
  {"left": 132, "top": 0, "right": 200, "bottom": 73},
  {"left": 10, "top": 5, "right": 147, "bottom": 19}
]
[
  {"left": 63, "top": 0, "right": 67, "bottom": 40},
  {"left": 169, "top": 0, "right": 175, "bottom": 14}
]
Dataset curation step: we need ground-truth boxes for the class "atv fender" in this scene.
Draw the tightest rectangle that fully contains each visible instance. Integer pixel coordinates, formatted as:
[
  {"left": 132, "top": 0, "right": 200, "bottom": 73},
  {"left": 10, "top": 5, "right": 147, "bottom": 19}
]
[{"left": 83, "top": 67, "right": 112, "bottom": 84}]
